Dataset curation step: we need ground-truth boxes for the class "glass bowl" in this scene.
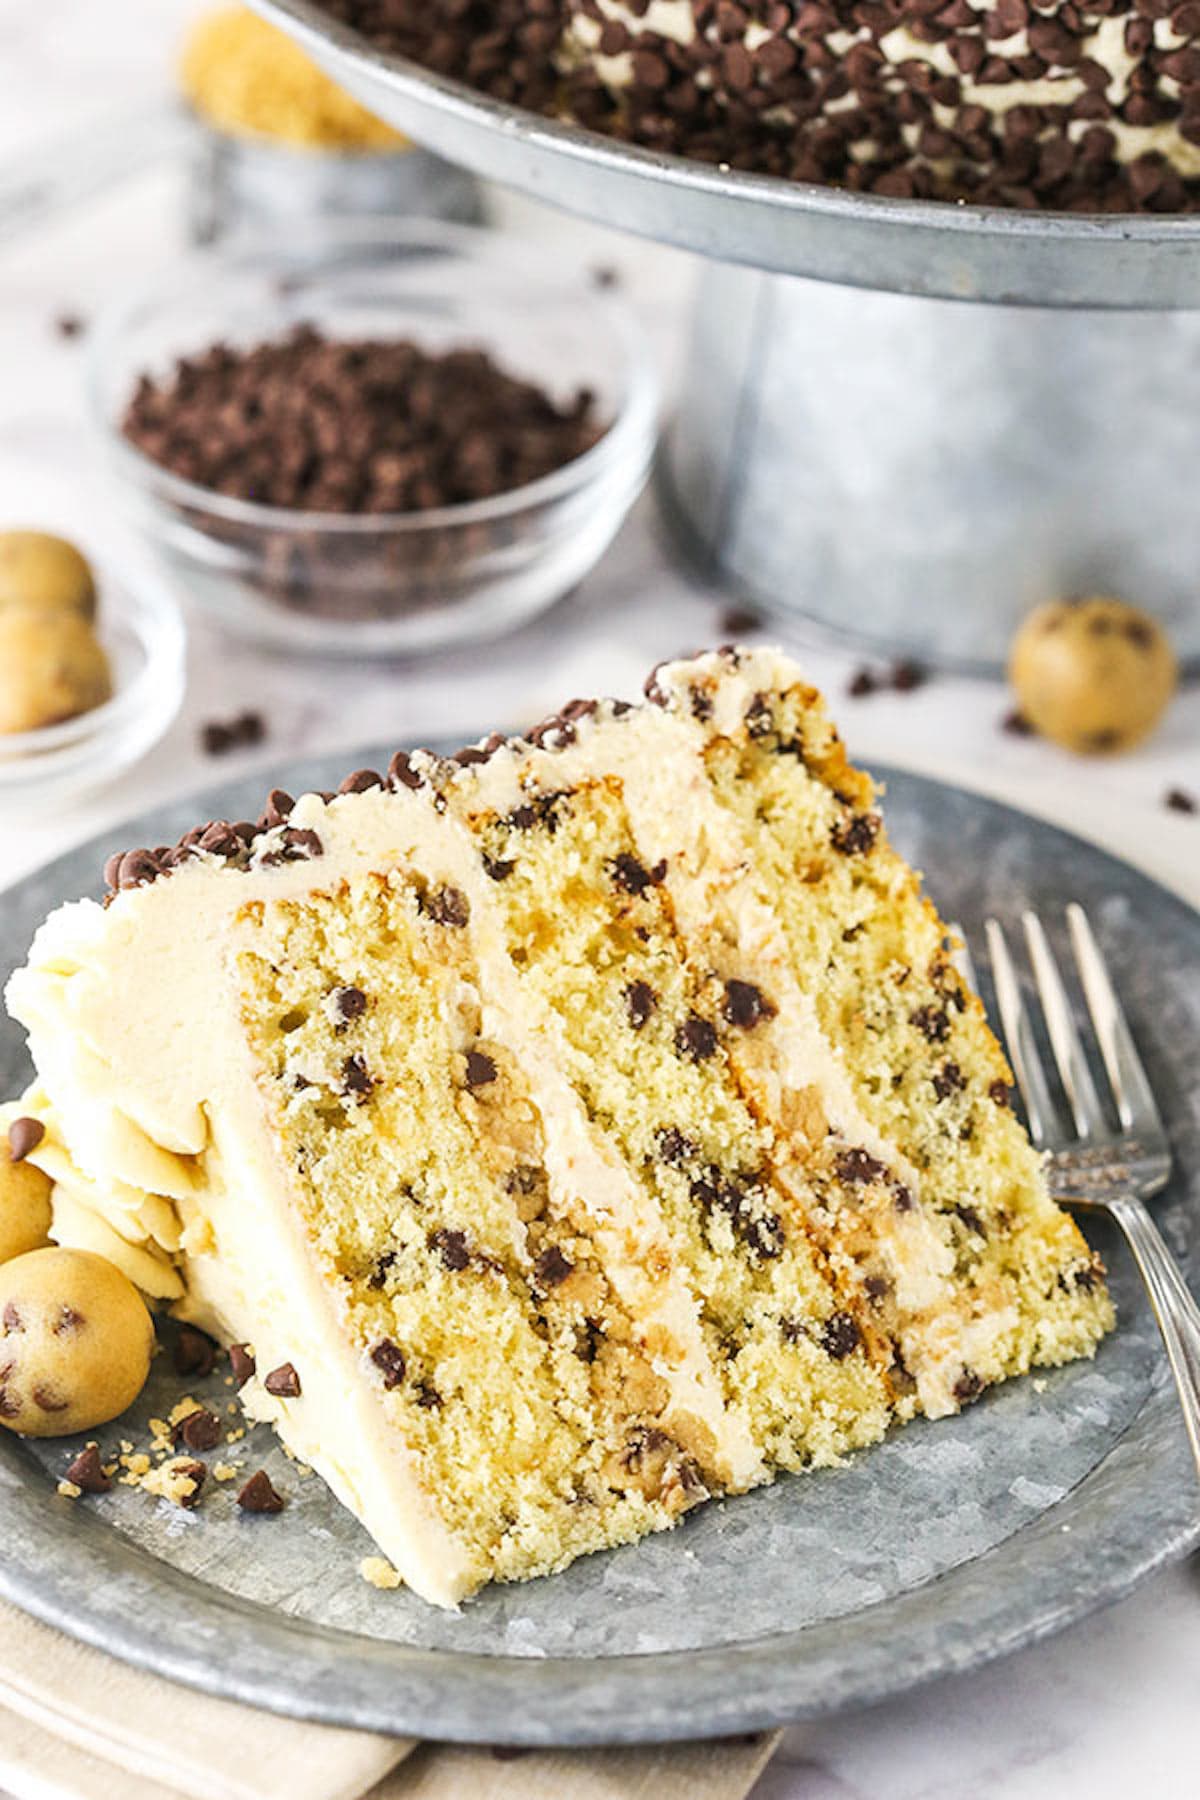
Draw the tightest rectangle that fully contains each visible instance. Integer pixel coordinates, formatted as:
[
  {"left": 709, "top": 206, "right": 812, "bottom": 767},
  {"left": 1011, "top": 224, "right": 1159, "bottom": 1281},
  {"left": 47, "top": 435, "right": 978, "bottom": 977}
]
[
  {"left": 0, "top": 556, "right": 186, "bottom": 811},
  {"left": 87, "top": 221, "right": 659, "bottom": 656}
]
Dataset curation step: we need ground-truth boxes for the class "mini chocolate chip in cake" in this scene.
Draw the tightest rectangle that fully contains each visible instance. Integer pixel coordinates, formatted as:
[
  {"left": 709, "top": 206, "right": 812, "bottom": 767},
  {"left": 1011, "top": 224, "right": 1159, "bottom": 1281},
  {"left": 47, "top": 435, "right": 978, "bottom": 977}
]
[
  {"left": 609, "top": 852, "right": 666, "bottom": 895},
  {"left": 370, "top": 1338, "right": 407, "bottom": 1389},
  {"left": 675, "top": 1014, "right": 718, "bottom": 1063},
  {"left": 893, "top": 1185, "right": 916, "bottom": 1213},
  {"left": 6, "top": 1117, "right": 44, "bottom": 1163},
  {"left": 744, "top": 1213, "right": 785, "bottom": 1261},
  {"left": 264, "top": 1362, "right": 301, "bottom": 1398},
  {"left": 831, "top": 813, "right": 880, "bottom": 856},
  {"left": 331, "top": 984, "right": 367, "bottom": 1025},
  {"left": 911, "top": 1004, "right": 951, "bottom": 1043},
  {"left": 952, "top": 1203, "right": 987, "bottom": 1239},
  {"left": 722, "top": 979, "right": 776, "bottom": 1029},
  {"left": 821, "top": 1311, "right": 862, "bottom": 1360},
  {"left": 482, "top": 854, "right": 515, "bottom": 880},
  {"left": 424, "top": 885, "right": 470, "bottom": 927},
  {"left": 237, "top": 1470, "right": 284, "bottom": 1514},
  {"left": 932, "top": 1060, "right": 966, "bottom": 1099},
  {"left": 744, "top": 693, "right": 774, "bottom": 739},
  {"left": 954, "top": 1368, "right": 986, "bottom": 1405},
  {"left": 464, "top": 1049, "right": 498, "bottom": 1088},
  {"left": 863, "top": 1274, "right": 891, "bottom": 1303},
  {"left": 228, "top": 1343, "right": 256, "bottom": 1386},
  {"left": 431, "top": 1228, "right": 471, "bottom": 1273},
  {"left": 655, "top": 1126, "right": 697, "bottom": 1165},
  {"left": 341, "top": 1053, "right": 375, "bottom": 1101},
  {"left": 173, "top": 1323, "right": 217, "bottom": 1379},
  {"left": 64, "top": 1443, "right": 110, "bottom": 1495},
  {"left": 534, "top": 1245, "right": 574, "bottom": 1288},
  {"left": 624, "top": 980, "right": 658, "bottom": 1030},
  {"left": 989, "top": 1079, "right": 1012, "bottom": 1107},
  {"left": 414, "top": 1381, "right": 442, "bottom": 1410},
  {"left": 173, "top": 1407, "right": 223, "bottom": 1452},
  {"left": 834, "top": 1147, "right": 889, "bottom": 1186}
]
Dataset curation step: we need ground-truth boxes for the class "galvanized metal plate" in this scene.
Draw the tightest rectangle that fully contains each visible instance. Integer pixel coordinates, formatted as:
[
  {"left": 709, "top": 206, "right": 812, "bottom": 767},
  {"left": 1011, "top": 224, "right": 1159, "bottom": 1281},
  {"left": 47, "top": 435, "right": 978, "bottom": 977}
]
[
  {"left": 0, "top": 749, "right": 1197, "bottom": 1744},
  {"left": 249, "top": 0, "right": 1200, "bottom": 309}
]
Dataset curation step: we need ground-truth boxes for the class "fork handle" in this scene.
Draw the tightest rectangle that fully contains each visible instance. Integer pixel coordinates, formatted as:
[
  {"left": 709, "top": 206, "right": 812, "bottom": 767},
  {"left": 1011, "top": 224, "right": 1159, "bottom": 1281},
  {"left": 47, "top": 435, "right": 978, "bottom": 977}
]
[{"left": 1106, "top": 1194, "right": 1200, "bottom": 1482}]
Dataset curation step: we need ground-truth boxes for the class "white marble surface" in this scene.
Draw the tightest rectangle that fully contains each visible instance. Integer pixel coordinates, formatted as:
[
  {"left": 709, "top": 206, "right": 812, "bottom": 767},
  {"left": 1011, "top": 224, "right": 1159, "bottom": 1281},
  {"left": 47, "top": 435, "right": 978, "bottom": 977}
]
[{"left": 0, "top": 2, "right": 1197, "bottom": 1795}]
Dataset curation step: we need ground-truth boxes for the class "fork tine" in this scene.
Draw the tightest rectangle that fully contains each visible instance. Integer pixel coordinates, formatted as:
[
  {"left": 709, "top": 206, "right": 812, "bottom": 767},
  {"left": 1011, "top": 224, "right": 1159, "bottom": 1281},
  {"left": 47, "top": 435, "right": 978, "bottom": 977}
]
[
  {"left": 1021, "top": 910, "right": 1109, "bottom": 1141},
  {"left": 983, "top": 918, "right": 1058, "bottom": 1148},
  {"left": 948, "top": 921, "right": 978, "bottom": 995},
  {"left": 1066, "top": 902, "right": 1166, "bottom": 1142}
]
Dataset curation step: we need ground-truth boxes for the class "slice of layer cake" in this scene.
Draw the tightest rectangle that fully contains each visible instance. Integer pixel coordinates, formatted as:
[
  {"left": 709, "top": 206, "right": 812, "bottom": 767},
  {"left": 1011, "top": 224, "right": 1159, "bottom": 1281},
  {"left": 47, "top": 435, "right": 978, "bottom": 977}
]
[{"left": 3, "top": 647, "right": 1112, "bottom": 1606}]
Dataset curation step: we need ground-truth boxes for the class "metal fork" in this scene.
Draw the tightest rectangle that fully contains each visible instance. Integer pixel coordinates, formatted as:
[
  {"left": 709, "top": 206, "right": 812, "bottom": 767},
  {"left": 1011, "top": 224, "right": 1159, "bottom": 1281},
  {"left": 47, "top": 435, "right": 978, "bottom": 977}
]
[{"left": 967, "top": 904, "right": 1200, "bottom": 1481}]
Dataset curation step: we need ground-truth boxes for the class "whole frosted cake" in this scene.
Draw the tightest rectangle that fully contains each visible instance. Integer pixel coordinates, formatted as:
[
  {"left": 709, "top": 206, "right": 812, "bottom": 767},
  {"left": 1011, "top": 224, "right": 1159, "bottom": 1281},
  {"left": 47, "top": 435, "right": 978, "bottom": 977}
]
[
  {"left": 5, "top": 648, "right": 1112, "bottom": 1605},
  {"left": 318, "top": 0, "right": 1200, "bottom": 209}
]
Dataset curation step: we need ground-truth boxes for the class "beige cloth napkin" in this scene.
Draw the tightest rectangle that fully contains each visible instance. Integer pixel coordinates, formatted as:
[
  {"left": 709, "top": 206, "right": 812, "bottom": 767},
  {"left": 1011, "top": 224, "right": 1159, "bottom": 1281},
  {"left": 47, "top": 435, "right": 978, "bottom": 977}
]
[{"left": 0, "top": 1599, "right": 780, "bottom": 1800}]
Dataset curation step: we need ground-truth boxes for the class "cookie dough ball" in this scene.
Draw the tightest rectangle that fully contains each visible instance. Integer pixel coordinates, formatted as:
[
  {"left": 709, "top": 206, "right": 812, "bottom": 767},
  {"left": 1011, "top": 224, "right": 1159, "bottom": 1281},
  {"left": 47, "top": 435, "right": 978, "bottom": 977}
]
[
  {"left": 0, "top": 532, "right": 96, "bottom": 620},
  {"left": 0, "top": 1125, "right": 52, "bottom": 1265},
  {"left": 0, "top": 608, "right": 113, "bottom": 735},
  {"left": 1009, "top": 597, "right": 1177, "bottom": 755},
  {"left": 0, "top": 1248, "right": 154, "bottom": 1437}
]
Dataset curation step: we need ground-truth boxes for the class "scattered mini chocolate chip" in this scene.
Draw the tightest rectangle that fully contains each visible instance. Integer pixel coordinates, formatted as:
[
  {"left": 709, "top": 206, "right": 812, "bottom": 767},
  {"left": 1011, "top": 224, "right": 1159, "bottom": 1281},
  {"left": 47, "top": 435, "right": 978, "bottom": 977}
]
[
  {"left": 722, "top": 979, "right": 776, "bottom": 1030},
  {"left": 341, "top": 1053, "right": 374, "bottom": 1101},
  {"left": 424, "top": 885, "right": 470, "bottom": 927},
  {"left": 264, "top": 1362, "right": 301, "bottom": 1398},
  {"left": 847, "top": 667, "right": 878, "bottom": 699},
  {"left": 1002, "top": 709, "right": 1036, "bottom": 737},
  {"left": 821, "top": 1311, "right": 862, "bottom": 1359},
  {"left": 890, "top": 658, "right": 927, "bottom": 692},
  {"left": 534, "top": 1245, "right": 574, "bottom": 1288},
  {"left": 370, "top": 1338, "right": 407, "bottom": 1389},
  {"left": 464, "top": 1049, "right": 498, "bottom": 1088},
  {"left": 910, "top": 1004, "right": 951, "bottom": 1043},
  {"left": 174, "top": 1459, "right": 208, "bottom": 1509},
  {"left": 591, "top": 264, "right": 621, "bottom": 290},
  {"left": 6, "top": 1117, "right": 44, "bottom": 1163},
  {"left": 431, "top": 1228, "right": 471, "bottom": 1272},
  {"left": 64, "top": 1444, "right": 110, "bottom": 1494},
  {"left": 624, "top": 980, "right": 658, "bottom": 1030},
  {"left": 1166, "top": 787, "right": 1197, "bottom": 815},
  {"left": 228, "top": 1343, "right": 256, "bottom": 1386},
  {"left": 200, "top": 712, "right": 265, "bottom": 757},
  {"left": 237, "top": 1469, "right": 284, "bottom": 1514},
  {"left": 331, "top": 984, "right": 367, "bottom": 1024},
  {"left": 988, "top": 1079, "right": 1012, "bottom": 1108},
  {"left": 55, "top": 313, "right": 85, "bottom": 340},
  {"left": 831, "top": 813, "right": 879, "bottom": 856},
  {"left": 719, "top": 603, "right": 764, "bottom": 637},
  {"left": 655, "top": 1127, "right": 696, "bottom": 1165},
  {"left": 675, "top": 1014, "right": 717, "bottom": 1063},
  {"left": 932, "top": 1061, "right": 966, "bottom": 1100},
  {"left": 954, "top": 1369, "right": 986, "bottom": 1405},
  {"left": 173, "top": 1324, "right": 218, "bottom": 1380},
  {"left": 834, "top": 1147, "right": 889, "bottom": 1186},
  {"left": 173, "top": 1407, "right": 223, "bottom": 1452},
  {"left": 610, "top": 853, "right": 666, "bottom": 896}
]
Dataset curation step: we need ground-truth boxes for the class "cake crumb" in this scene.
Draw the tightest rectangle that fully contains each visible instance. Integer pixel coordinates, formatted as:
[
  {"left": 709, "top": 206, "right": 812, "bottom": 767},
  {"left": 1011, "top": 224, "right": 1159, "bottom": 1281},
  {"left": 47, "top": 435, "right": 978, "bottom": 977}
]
[
  {"left": 142, "top": 1456, "right": 206, "bottom": 1509},
  {"left": 213, "top": 1461, "right": 239, "bottom": 1482},
  {"left": 360, "top": 1556, "right": 403, "bottom": 1590},
  {"left": 56, "top": 1480, "right": 81, "bottom": 1499}
]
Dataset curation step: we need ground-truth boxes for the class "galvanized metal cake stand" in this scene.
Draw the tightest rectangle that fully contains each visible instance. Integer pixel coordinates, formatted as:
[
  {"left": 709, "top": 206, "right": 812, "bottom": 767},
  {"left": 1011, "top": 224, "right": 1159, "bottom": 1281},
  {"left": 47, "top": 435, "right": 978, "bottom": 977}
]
[{"left": 251, "top": 0, "right": 1200, "bottom": 671}]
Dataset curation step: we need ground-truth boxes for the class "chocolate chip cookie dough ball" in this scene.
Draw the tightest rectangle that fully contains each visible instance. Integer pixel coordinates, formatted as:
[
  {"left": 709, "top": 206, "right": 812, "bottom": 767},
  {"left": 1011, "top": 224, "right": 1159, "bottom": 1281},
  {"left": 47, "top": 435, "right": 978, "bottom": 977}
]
[
  {"left": 0, "top": 608, "right": 113, "bottom": 734},
  {"left": 1009, "top": 598, "right": 1178, "bottom": 755},
  {"left": 0, "top": 1248, "right": 154, "bottom": 1437},
  {"left": 0, "top": 532, "right": 96, "bottom": 620},
  {"left": 0, "top": 1116, "right": 52, "bottom": 1265}
]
